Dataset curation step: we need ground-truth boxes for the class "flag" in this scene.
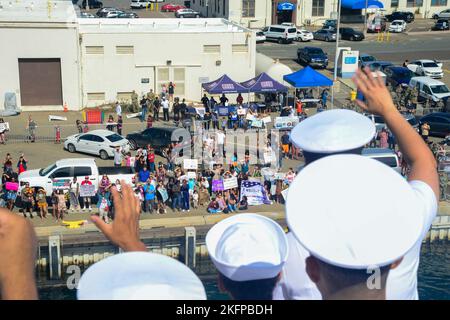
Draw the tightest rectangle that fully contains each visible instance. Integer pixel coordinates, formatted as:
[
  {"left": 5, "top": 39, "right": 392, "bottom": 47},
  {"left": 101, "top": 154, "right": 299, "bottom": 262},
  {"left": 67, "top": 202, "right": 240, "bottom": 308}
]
[{"left": 240, "top": 180, "right": 271, "bottom": 206}]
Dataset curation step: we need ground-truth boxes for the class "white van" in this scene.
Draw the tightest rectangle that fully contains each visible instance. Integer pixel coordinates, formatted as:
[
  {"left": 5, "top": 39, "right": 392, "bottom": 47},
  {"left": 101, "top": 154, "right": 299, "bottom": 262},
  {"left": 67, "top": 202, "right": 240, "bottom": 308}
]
[
  {"left": 409, "top": 76, "right": 450, "bottom": 103},
  {"left": 262, "top": 25, "right": 298, "bottom": 44},
  {"left": 362, "top": 148, "right": 402, "bottom": 174}
]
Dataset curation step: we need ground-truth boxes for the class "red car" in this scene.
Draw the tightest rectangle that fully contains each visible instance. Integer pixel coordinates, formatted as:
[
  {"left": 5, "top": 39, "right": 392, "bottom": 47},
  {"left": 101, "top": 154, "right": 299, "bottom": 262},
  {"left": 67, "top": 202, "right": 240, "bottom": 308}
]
[{"left": 161, "top": 3, "right": 186, "bottom": 12}]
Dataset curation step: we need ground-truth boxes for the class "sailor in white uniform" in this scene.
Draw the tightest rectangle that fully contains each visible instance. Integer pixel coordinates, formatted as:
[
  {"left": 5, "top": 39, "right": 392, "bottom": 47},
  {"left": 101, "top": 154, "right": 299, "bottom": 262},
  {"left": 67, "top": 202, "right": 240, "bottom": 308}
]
[
  {"left": 206, "top": 213, "right": 288, "bottom": 300},
  {"left": 273, "top": 108, "right": 376, "bottom": 300},
  {"left": 77, "top": 252, "right": 207, "bottom": 300},
  {"left": 274, "top": 68, "right": 438, "bottom": 300}
]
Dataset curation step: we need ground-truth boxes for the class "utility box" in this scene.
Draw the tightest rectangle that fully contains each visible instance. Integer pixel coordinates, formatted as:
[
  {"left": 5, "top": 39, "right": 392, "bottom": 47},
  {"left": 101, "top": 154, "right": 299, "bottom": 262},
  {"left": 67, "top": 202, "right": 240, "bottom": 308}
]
[{"left": 184, "top": 227, "right": 196, "bottom": 268}]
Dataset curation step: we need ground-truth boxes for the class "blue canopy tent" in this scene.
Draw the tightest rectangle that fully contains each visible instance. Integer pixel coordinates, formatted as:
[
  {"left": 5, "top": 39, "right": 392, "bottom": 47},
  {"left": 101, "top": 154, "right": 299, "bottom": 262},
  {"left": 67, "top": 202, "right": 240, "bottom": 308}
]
[
  {"left": 201, "top": 74, "right": 248, "bottom": 94},
  {"left": 283, "top": 66, "right": 333, "bottom": 88},
  {"left": 241, "top": 72, "right": 288, "bottom": 93},
  {"left": 341, "top": 0, "right": 384, "bottom": 9}
]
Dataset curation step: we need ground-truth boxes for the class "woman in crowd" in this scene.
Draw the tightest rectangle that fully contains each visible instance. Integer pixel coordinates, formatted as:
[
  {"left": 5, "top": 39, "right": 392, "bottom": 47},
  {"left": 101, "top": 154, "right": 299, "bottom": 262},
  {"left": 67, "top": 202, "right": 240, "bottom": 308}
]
[
  {"left": 69, "top": 177, "right": 80, "bottom": 212},
  {"left": 36, "top": 188, "right": 48, "bottom": 219},
  {"left": 56, "top": 190, "right": 67, "bottom": 221},
  {"left": 17, "top": 154, "right": 28, "bottom": 174}
]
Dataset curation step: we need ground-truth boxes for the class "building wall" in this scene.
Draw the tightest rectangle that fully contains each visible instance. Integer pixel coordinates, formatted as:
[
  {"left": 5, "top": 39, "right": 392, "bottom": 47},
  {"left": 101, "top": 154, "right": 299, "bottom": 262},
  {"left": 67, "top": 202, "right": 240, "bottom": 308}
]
[
  {"left": 0, "top": 24, "right": 81, "bottom": 111},
  {"left": 380, "top": 0, "right": 450, "bottom": 18},
  {"left": 80, "top": 28, "right": 255, "bottom": 107}
]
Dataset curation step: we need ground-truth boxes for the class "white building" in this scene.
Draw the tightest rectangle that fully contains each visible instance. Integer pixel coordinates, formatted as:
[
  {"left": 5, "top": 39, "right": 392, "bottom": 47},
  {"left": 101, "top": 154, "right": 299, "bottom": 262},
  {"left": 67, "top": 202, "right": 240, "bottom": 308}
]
[
  {"left": 180, "top": 0, "right": 449, "bottom": 27},
  {"left": 0, "top": 1, "right": 255, "bottom": 111}
]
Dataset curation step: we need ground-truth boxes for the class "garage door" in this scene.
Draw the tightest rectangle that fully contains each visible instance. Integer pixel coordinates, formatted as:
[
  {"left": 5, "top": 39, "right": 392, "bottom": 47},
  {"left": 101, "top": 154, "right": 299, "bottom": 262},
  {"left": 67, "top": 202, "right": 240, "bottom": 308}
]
[{"left": 18, "top": 58, "right": 63, "bottom": 106}]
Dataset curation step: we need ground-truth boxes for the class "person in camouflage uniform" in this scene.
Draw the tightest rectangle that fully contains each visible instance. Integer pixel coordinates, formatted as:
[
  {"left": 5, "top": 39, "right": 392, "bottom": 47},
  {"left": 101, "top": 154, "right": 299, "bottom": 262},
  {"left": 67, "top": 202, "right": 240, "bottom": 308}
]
[
  {"left": 146, "top": 89, "right": 156, "bottom": 104},
  {"left": 131, "top": 90, "right": 139, "bottom": 113},
  {"left": 439, "top": 171, "right": 448, "bottom": 201}
]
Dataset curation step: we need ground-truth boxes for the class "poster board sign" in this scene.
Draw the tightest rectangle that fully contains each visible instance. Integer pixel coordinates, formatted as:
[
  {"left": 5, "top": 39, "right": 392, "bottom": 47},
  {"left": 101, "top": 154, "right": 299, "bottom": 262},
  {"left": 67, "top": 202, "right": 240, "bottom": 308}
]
[
  {"left": 223, "top": 177, "right": 238, "bottom": 190},
  {"left": 52, "top": 179, "right": 71, "bottom": 190},
  {"left": 237, "top": 108, "right": 247, "bottom": 116},
  {"left": 195, "top": 107, "right": 206, "bottom": 117},
  {"left": 80, "top": 184, "right": 96, "bottom": 197},
  {"left": 246, "top": 114, "right": 256, "bottom": 121},
  {"left": 158, "top": 188, "right": 169, "bottom": 203},
  {"left": 240, "top": 180, "right": 271, "bottom": 205},
  {"left": 281, "top": 188, "right": 289, "bottom": 201},
  {"left": 212, "top": 179, "right": 224, "bottom": 192},
  {"left": 0, "top": 122, "right": 10, "bottom": 132},
  {"left": 183, "top": 159, "right": 198, "bottom": 170},
  {"left": 342, "top": 50, "right": 359, "bottom": 79},
  {"left": 217, "top": 107, "right": 229, "bottom": 116},
  {"left": 261, "top": 116, "right": 272, "bottom": 124},
  {"left": 274, "top": 116, "right": 299, "bottom": 130},
  {"left": 187, "top": 171, "right": 197, "bottom": 179},
  {"left": 251, "top": 119, "right": 263, "bottom": 128}
]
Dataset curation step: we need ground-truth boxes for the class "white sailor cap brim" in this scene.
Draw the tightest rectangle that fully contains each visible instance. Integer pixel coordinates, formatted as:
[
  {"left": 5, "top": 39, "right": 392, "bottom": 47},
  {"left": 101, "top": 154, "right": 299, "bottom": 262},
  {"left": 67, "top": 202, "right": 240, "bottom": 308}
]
[
  {"left": 286, "top": 155, "right": 424, "bottom": 269},
  {"left": 290, "top": 109, "right": 376, "bottom": 154},
  {"left": 206, "top": 214, "right": 289, "bottom": 282},
  {"left": 77, "top": 252, "right": 206, "bottom": 300}
]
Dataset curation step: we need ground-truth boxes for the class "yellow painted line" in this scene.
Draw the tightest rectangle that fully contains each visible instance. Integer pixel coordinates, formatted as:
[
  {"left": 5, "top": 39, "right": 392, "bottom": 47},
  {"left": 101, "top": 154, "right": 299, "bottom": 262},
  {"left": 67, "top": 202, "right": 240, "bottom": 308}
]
[{"left": 444, "top": 69, "right": 450, "bottom": 74}]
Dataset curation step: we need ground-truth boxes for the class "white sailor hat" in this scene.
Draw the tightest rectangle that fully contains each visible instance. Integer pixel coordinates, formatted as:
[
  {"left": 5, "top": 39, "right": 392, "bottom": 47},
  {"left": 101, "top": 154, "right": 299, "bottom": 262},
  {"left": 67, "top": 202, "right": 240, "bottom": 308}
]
[
  {"left": 206, "top": 213, "right": 289, "bottom": 282},
  {"left": 286, "top": 154, "right": 423, "bottom": 269},
  {"left": 77, "top": 252, "right": 206, "bottom": 300},
  {"left": 290, "top": 109, "right": 376, "bottom": 163}
]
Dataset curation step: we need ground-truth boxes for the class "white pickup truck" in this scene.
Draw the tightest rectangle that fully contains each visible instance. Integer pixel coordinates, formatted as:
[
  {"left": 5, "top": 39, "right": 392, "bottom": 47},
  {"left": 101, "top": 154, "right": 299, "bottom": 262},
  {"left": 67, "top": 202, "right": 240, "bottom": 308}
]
[{"left": 18, "top": 158, "right": 135, "bottom": 196}]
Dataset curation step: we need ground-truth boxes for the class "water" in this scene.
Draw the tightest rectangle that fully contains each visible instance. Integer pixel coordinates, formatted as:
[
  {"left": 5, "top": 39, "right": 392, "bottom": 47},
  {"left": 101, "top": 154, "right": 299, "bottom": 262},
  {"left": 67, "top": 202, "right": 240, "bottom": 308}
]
[{"left": 38, "top": 244, "right": 450, "bottom": 300}]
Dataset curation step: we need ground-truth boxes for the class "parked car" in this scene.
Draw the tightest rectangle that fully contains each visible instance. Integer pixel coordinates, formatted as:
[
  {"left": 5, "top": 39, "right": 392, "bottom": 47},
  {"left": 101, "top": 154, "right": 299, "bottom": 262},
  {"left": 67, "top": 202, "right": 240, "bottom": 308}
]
[
  {"left": 96, "top": 7, "right": 118, "bottom": 17},
  {"left": 388, "top": 20, "right": 407, "bottom": 33},
  {"left": 18, "top": 158, "right": 135, "bottom": 197},
  {"left": 409, "top": 77, "right": 450, "bottom": 105},
  {"left": 322, "top": 19, "right": 337, "bottom": 29},
  {"left": 419, "top": 112, "right": 450, "bottom": 138},
  {"left": 313, "top": 29, "right": 337, "bottom": 42},
  {"left": 364, "top": 61, "right": 394, "bottom": 72},
  {"left": 295, "top": 29, "right": 314, "bottom": 42},
  {"left": 338, "top": 27, "right": 365, "bottom": 41},
  {"left": 297, "top": 47, "right": 328, "bottom": 68},
  {"left": 118, "top": 12, "right": 139, "bottom": 18},
  {"left": 64, "top": 130, "right": 131, "bottom": 160},
  {"left": 161, "top": 3, "right": 186, "bottom": 12},
  {"left": 432, "top": 19, "right": 449, "bottom": 31},
  {"left": 365, "top": 113, "right": 419, "bottom": 134},
  {"left": 359, "top": 53, "right": 377, "bottom": 67},
  {"left": 82, "top": 0, "right": 103, "bottom": 9},
  {"left": 385, "top": 11, "right": 414, "bottom": 23},
  {"left": 361, "top": 148, "right": 402, "bottom": 174},
  {"left": 126, "top": 127, "right": 188, "bottom": 154},
  {"left": 432, "top": 9, "right": 450, "bottom": 19},
  {"left": 407, "top": 59, "right": 444, "bottom": 79},
  {"left": 130, "top": 0, "right": 152, "bottom": 9},
  {"left": 262, "top": 25, "right": 298, "bottom": 44},
  {"left": 175, "top": 8, "right": 201, "bottom": 18},
  {"left": 384, "top": 66, "right": 415, "bottom": 87},
  {"left": 367, "top": 16, "right": 387, "bottom": 33},
  {"left": 80, "top": 12, "right": 96, "bottom": 18},
  {"left": 256, "top": 31, "right": 266, "bottom": 43},
  {"left": 104, "top": 10, "right": 125, "bottom": 18}
]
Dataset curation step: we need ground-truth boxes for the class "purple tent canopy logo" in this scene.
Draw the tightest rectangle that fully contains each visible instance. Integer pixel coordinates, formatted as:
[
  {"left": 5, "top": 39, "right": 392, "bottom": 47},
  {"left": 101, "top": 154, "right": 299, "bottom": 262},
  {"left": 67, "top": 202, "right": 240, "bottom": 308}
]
[
  {"left": 222, "top": 84, "right": 234, "bottom": 90},
  {"left": 261, "top": 81, "right": 273, "bottom": 88}
]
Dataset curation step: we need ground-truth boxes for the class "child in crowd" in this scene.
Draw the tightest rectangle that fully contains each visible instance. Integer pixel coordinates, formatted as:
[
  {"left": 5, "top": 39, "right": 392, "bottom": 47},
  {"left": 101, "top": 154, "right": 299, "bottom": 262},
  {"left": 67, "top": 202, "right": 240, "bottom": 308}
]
[
  {"left": 239, "top": 195, "right": 248, "bottom": 211},
  {"left": 192, "top": 190, "right": 199, "bottom": 209},
  {"left": 36, "top": 188, "right": 48, "bottom": 219},
  {"left": 56, "top": 190, "right": 67, "bottom": 221}
]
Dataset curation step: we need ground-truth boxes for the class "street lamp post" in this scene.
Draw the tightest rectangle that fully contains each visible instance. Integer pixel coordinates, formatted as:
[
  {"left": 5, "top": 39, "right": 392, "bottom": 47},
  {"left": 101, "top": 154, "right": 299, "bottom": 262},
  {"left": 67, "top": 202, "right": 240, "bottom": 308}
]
[
  {"left": 363, "top": 0, "right": 369, "bottom": 33},
  {"left": 331, "top": 0, "right": 342, "bottom": 108}
]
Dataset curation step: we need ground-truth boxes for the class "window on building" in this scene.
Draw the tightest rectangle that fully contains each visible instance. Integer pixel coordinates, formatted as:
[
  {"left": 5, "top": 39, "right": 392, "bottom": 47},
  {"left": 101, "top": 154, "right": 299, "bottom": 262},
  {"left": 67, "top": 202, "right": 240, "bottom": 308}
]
[
  {"left": 232, "top": 44, "right": 249, "bottom": 53},
  {"left": 157, "top": 68, "right": 170, "bottom": 94},
  {"left": 87, "top": 92, "right": 105, "bottom": 101},
  {"left": 117, "top": 92, "right": 133, "bottom": 102},
  {"left": 203, "top": 45, "right": 221, "bottom": 53},
  {"left": 431, "top": 0, "right": 447, "bottom": 5},
  {"left": 116, "top": 46, "right": 134, "bottom": 54},
  {"left": 242, "top": 0, "right": 255, "bottom": 18},
  {"left": 406, "top": 0, "right": 423, "bottom": 6},
  {"left": 312, "top": 0, "right": 325, "bottom": 17},
  {"left": 391, "top": 0, "right": 399, "bottom": 7},
  {"left": 85, "top": 46, "right": 104, "bottom": 55}
]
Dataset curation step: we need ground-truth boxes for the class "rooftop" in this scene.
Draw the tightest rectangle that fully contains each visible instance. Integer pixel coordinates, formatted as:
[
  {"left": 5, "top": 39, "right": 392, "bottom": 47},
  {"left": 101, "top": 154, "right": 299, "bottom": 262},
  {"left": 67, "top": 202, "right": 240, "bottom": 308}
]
[
  {"left": 0, "top": 0, "right": 77, "bottom": 23},
  {"left": 77, "top": 18, "right": 249, "bottom": 34}
]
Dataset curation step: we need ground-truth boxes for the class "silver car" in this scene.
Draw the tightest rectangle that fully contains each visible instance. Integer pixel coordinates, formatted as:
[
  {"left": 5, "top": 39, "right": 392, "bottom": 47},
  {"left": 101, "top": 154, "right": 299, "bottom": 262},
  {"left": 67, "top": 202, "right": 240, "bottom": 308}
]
[
  {"left": 362, "top": 148, "right": 402, "bottom": 174},
  {"left": 313, "top": 29, "right": 337, "bottom": 42}
]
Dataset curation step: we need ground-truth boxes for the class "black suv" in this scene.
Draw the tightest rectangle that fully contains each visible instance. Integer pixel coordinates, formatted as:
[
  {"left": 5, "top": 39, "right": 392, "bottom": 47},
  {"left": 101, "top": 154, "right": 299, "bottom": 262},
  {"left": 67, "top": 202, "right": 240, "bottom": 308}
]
[
  {"left": 81, "top": 0, "right": 103, "bottom": 9},
  {"left": 385, "top": 11, "right": 414, "bottom": 23},
  {"left": 297, "top": 47, "right": 328, "bottom": 68},
  {"left": 126, "top": 127, "right": 190, "bottom": 154}
]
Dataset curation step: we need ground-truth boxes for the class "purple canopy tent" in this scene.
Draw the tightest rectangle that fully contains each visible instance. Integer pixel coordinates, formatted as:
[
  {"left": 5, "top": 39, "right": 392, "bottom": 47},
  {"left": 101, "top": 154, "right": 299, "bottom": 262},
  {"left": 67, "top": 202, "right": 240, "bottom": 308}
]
[
  {"left": 202, "top": 75, "right": 248, "bottom": 94},
  {"left": 240, "top": 72, "right": 288, "bottom": 93}
]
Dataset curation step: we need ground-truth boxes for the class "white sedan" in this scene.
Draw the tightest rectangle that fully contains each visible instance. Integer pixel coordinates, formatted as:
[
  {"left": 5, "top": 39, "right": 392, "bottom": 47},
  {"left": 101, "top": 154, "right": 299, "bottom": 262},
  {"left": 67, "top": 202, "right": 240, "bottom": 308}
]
[
  {"left": 388, "top": 20, "right": 407, "bottom": 33},
  {"left": 64, "top": 130, "right": 131, "bottom": 160},
  {"left": 296, "top": 29, "right": 314, "bottom": 42},
  {"left": 407, "top": 59, "right": 444, "bottom": 79}
]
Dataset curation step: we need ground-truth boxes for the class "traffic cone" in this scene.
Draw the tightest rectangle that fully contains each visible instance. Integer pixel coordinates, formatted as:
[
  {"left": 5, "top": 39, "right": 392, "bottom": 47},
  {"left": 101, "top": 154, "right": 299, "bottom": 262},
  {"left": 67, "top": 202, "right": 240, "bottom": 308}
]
[{"left": 63, "top": 102, "right": 68, "bottom": 112}]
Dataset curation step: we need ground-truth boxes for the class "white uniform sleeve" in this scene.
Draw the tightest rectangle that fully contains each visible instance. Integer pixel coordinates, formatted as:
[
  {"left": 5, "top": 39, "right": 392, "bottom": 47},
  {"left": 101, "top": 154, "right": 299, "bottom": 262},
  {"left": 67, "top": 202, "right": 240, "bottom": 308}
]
[
  {"left": 408, "top": 180, "right": 438, "bottom": 239},
  {"left": 273, "top": 232, "right": 322, "bottom": 300}
]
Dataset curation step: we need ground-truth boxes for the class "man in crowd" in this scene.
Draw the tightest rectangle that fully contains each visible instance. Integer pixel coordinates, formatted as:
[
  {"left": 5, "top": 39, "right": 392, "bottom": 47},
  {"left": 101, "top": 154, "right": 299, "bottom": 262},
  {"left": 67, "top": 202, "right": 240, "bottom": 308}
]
[{"left": 162, "top": 97, "right": 170, "bottom": 122}]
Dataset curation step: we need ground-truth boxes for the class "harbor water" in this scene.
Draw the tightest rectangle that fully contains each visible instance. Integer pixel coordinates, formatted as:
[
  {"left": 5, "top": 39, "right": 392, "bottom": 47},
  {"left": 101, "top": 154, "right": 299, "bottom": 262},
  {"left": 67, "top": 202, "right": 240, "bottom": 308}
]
[{"left": 38, "top": 244, "right": 450, "bottom": 300}]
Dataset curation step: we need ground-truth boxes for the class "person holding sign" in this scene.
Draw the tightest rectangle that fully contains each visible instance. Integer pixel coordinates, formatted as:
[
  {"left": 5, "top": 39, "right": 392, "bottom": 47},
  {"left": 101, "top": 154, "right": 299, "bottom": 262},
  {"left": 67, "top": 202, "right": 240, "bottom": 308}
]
[{"left": 81, "top": 176, "right": 93, "bottom": 212}]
